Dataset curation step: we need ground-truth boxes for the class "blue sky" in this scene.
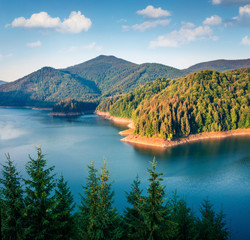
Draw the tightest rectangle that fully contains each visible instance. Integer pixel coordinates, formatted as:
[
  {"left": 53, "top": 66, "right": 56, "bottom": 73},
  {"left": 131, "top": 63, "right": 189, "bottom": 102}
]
[{"left": 0, "top": 0, "right": 250, "bottom": 81}]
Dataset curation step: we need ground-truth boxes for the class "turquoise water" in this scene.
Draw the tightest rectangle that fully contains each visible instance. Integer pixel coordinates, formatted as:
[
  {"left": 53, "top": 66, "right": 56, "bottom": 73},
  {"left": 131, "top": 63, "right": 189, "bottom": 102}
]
[{"left": 0, "top": 108, "right": 249, "bottom": 239}]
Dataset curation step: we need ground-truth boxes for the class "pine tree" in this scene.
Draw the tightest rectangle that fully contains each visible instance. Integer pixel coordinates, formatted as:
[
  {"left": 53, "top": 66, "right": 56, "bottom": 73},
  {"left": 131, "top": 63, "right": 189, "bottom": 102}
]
[
  {"left": 0, "top": 153, "right": 24, "bottom": 240},
  {"left": 23, "top": 147, "right": 56, "bottom": 240},
  {"left": 96, "top": 161, "right": 122, "bottom": 240},
  {"left": 197, "top": 198, "right": 229, "bottom": 240},
  {"left": 169, "top": 191, "right": 198, "bottom": 240},
  {"left": 78, "top": 161, "right": 100, "bottom": 239},
  {"left": 137, "top": 159, "right": 177, "bottom": 240},
  {"left": 123, "top": 175, "right": 145, "bottom": 240},
  {"left": 78, "top": 161, "right": 122, "bottom": 240},
  {"left": 53, "top": 175, "right": 75, "bottom": 240}
]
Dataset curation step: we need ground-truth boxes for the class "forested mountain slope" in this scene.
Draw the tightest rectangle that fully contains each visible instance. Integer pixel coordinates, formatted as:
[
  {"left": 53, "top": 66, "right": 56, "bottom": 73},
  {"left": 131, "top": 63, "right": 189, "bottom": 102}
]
[
  {"left": 1, "top": 55, "right": 250, "bottom": 108},
  {"left": 0, "top": 55, "right": 183, "bottom": 107},
  {"left": 100, "top": 68, "right": 250, "bottom": 139},
  {"left": 0, "top": 67, "right": 101, "bottom": 107},
  {"left": 65, "top": 55, "right": 183, "bottom": 95}
]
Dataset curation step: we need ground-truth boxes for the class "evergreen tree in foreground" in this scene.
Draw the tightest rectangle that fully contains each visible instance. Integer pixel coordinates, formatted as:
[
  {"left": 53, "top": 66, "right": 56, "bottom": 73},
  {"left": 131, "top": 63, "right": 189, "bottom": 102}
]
[
  {"left": 53, "top": 175, "right": 75, "bottom": 240},
  {"left": 169, "top": 191, "right": 198, "bottom": 240},
  {"left": 24, "top": 147, "right": 56, "bottom": 240},
  {"left": 136, "top": 159, "right": 177, "bottom": 240},
  {"left": 97, "top": 161, "right": 122, "bottom": 239},
  {"left": 78, "top": 161, "right": 123, "bottom": 240},
  {"left": 197, "top": 198, "right": 229, "bottom": 240},
  {"left": 78, "top": 161, "right": 100, "bottom": 239},
  {"left": 0, "top": 154, "right": 24, "bottom": 240},
  {"left": 124, "top": 175, "right": 145, "bottom": 240}
]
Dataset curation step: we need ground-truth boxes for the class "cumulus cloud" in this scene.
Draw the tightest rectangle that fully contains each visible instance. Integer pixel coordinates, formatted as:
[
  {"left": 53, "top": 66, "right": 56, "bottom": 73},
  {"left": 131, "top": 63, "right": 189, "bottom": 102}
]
[
  {"left": 27, "top": 40, "right": 42, "bottom": 48},
  {"left": 137, "top": 5, "right": 171, "bottom": 18},
  {"left": 241, "top": 35, "right": 250, "bottom": 45},
  {"left": 203, "top": 15, "right": 222, "bottom": 25},
  {"left": 122, "top": 19, "right": 170, "bottom": 32},
  {"left": 212, "top": 0, "right": 250, "bottom": 5},
  {"left": 149, "top": 22, "right": 215, "bottom": 48},
  {"left": 227, "top": 4, "right": 250, "bottom": 26},
  {"left": 10, "top": 11, "right": 92, "bottom": 33}
]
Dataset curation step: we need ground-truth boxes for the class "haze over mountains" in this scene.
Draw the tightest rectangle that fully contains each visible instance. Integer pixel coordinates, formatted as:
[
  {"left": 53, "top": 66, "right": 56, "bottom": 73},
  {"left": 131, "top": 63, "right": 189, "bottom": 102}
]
[
  {"left": 0, "top": 55, "right": 250, "bottom": 107},
  {"left": 0, "top": 80, "right": 6, "bottom": 85}
]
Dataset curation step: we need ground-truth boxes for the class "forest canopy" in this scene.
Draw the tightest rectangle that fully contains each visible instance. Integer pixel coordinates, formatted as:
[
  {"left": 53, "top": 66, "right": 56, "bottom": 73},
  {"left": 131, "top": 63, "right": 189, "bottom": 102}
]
[{"left": 98, "top": 68, "right": 250, "bottom": 139}]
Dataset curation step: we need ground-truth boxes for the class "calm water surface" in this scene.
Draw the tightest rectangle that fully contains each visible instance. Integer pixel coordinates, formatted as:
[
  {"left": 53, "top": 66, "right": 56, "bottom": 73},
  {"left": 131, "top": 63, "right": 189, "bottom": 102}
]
[{"left": 0, "top": 108, "right": 249, "bottom": 240}]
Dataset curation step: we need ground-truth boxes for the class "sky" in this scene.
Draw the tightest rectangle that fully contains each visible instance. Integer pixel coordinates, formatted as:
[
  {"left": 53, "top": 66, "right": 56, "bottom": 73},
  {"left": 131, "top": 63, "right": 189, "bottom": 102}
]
[{"left": 0, "top": 0, "right": 250, "bottom": 82}]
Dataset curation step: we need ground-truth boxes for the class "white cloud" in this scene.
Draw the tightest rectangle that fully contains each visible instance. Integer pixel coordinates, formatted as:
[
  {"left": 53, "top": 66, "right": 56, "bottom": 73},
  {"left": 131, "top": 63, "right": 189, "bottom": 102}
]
[
  {"left": 137, "top": 5, "right": 171, "bottom": 18},
  {"left": 122, "top": 19, "right": 170, "bottom": 32},
  {"left": 27, "top": 40, "right": 42, "bottom": 48},
  {"left": 241, "top": 35, "right": 250, "bottom": 45},
  {"left": 117, "top": 19, "right": 127, "bottom": 23},
  {"left": 227, "top": 4, "right": 250, "bottom": 26},
  {"left": 10, "top": 11, "right": 92, "bottom": 34},
  {"left": 203, "top": 15, "right": 222, "bottom": 25},
  {"left": 149, "top": 22, "right": 216, "bottom": 48},
  {"left": 212, "top": 0, "right": 250, "bottom": 5},
  {"left": 61, "top": 42, "right": 102, "bottom": 53}
]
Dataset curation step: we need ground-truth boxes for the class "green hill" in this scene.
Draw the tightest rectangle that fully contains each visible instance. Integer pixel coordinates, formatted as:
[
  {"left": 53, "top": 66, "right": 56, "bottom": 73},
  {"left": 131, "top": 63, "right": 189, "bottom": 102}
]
[
  {"left": 0, "top": 67, "right": 101, "bottom": 107},
  {"left": 186, "top": 58, "right": 250, "bottom": 73},
  {"left": 101, "top": 68, "right": 250, "bottom": 139}
]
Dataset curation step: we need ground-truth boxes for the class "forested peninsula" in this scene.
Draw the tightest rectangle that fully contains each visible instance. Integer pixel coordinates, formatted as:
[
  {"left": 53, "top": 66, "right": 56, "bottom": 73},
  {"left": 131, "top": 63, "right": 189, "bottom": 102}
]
[{"left": 97, "top": 68, "right": 250, "bottom": 148}]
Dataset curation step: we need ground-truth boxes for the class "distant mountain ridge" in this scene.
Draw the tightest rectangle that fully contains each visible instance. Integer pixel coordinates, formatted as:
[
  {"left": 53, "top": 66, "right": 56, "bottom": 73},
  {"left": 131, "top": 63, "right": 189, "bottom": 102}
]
[
  {"left": 0, "top": 55, "right": 250, "bottom": 107},
  {"left": 186, "top": 58, "right": 250, "bottom": 73}
]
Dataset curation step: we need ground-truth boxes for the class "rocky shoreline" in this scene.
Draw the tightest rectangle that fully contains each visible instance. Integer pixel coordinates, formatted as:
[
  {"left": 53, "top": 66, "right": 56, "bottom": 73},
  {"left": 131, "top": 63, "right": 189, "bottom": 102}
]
[{"left": 95, "top": 111, "right": 250, "bottom": 149}]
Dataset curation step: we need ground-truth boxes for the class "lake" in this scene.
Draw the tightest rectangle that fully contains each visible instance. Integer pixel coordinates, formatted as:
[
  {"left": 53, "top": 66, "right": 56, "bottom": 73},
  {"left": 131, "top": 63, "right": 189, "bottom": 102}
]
[{"left": 0, "top": 108, "right": 249, "bottom": 239}]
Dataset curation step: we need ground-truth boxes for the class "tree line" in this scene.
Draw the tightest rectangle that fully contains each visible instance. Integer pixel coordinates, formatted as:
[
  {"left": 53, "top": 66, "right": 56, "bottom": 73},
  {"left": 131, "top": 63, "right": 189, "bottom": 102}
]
[
  {"left": 52, "top": 99, "right": 98, "bottom": 114},
  {"left": 0, "top": 148, "right": 230, "bottom": 240}
]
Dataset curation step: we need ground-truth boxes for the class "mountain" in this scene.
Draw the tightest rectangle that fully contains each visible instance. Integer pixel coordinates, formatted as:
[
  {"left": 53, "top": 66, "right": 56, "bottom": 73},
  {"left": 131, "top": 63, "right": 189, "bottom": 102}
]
[
  {"left": 0, "top": 67, "right": 101, "bottom": 107},
  {"left": 186, "top": 58, "right": 250, "bottom": 73},
  {"left": 100, "top": 68, "right": 250, "bottom": 139},
  {"left": 0, "top": 80, "right": 6, "bottom": 85},
  {"left": 1, "top": 55, "right": 250, "bottom": 108},
  {"left": 65, "top": 55, "right": 183, "bottom": 95},
  {"left": 0, "top": 55, "right": 183, "bottom": 107}
]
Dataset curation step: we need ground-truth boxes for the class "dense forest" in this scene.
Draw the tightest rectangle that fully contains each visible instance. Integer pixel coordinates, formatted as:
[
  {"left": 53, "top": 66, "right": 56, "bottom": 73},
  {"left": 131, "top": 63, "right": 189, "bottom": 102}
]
[
  {"left": 52, "top": 99, "right": 98, "bottom": 114},
  {"left": 97, "top": 77, "right": 170, "bottom": 119},
  {"left": 99, "top": 68, "right": 250, "bottom": 139},
  {"left": 0, "top": 148, "right": 230, "bottom": 240}
]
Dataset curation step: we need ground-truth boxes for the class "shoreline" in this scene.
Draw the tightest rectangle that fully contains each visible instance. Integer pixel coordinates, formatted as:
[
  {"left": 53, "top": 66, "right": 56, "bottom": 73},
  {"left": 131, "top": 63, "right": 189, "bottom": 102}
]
[
  {"left": 49, "top": 112, "right": 84, "bottom": 116},
  {"left": 121, "top": 128, "right": 250, "bottom": 148},
  {"left": 95, "top": 110, "right": 134, "bottom": 128},
  {"left": 95, "top": 111, "right": 250, "bottom": 149},
  {"left": 0, "top": 106, "right": 52, "bottom": 111}
]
